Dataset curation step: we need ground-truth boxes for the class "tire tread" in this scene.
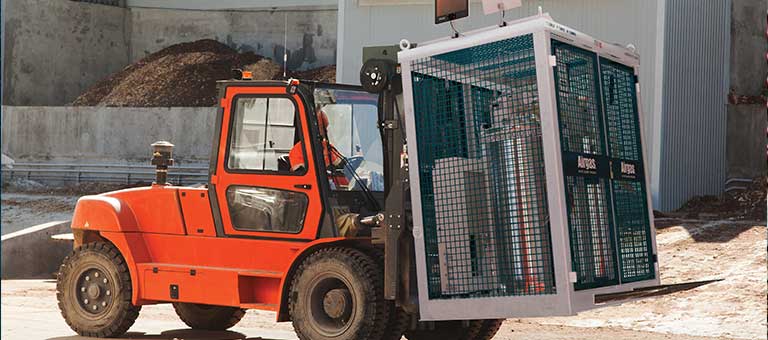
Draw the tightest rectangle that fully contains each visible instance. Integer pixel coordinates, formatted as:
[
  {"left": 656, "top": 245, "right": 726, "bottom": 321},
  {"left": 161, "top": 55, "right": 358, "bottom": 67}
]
[
  {"left": 289, "top": 247, "right": 389, "bottom": 340},
  {"left": 56, "top": 242, "right": 140, "bottom": 338}
]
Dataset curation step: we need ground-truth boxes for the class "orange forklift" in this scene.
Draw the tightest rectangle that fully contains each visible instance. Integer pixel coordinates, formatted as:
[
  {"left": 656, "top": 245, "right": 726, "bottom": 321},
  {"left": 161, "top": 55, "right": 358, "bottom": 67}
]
[
  {"left": 57, "top": 16, "right": 686, "bottom": 340},
  {"left": 57, "top": 77, "right": 424, "bottom": 339}
]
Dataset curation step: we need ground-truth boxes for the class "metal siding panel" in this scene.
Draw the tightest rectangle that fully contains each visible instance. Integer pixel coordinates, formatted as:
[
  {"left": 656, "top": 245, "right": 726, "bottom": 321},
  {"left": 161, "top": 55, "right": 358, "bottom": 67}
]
[
  {"left": 658, "top": 0, "right": 729, "bottom": 210},
  {"left": 340, "top": 0, "right": 663, "bottom": 201}
]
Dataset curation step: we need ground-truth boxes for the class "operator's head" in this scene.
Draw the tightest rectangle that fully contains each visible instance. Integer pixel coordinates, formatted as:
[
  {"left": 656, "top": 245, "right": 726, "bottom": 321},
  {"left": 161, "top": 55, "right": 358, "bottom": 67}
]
[{"left": 316, "top": 104, "right": 329, "bottom": 137}]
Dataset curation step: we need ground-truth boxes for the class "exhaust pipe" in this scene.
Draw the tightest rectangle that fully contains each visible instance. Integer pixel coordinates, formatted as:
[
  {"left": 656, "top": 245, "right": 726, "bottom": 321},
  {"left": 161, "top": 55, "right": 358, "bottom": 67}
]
[{"left": 151, "top": 141, "right": 174, "bottom": 185}]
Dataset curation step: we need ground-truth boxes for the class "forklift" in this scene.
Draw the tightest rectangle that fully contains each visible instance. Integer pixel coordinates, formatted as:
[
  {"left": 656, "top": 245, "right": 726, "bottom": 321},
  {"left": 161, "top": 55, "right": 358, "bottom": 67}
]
[{"left": 57, "top": 15, "right": 684, "bottom": 340}]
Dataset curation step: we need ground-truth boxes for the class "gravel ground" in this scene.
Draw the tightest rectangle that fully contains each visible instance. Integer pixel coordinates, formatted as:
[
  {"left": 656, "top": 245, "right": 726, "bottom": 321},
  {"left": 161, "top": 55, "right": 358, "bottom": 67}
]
[
  {"left": 1, "top": 193, "right": 77, "bottom": 235},
  {"left": 1, "top": 280, "right": 740, "bottom": 340},
  {"left": 1, "top": 188, "right": 764, "bottom": 339},
  {"left": 528, "top": 220, "right": 767, "bottom": 340}
]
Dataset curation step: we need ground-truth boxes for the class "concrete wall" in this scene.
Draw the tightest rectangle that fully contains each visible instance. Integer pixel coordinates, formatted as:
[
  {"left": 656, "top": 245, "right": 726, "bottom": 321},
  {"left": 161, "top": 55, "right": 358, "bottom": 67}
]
[
  {"left": 726, "top": 0, "right": 767, "bottom": 182},
  {"left": 0, "top": 1, "right": 336, "bottom": 106},
  {"left": 1, "top": 221, "right": 71, "bottom": 279},
  {"left": 1, "top": 106, "right": 216, "bottom": 165},
  {"left": 129, "top": 7, "right": 337, "bottom": 71},
  {"left": 1, "top": 0, "right": 130, "bottom": 106}
]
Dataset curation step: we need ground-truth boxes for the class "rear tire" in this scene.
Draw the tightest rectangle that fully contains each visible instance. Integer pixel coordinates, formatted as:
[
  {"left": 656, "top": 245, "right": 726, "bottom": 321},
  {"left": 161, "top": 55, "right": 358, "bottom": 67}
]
[
  {"left": 381, "top": 305, "right": 410, "bottom": 340},
  {"left": 289, "top": 247, "right": 389, "bottom": 340},
  {"left": 475, "top": 319, "right": 504, "bottom": 340},
  {"left": 172, "top": 303, "right": 245, "bottom": 330},
  {"left": 405, "top": 319, "right": 503, "bottom": 340},
  {"left": 56, "top": 242, "right": 140, "bottom": 338}
]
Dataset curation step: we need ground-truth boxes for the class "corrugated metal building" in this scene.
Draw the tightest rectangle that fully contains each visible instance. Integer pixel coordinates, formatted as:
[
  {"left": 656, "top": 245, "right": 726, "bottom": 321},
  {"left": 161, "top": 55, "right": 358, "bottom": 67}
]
[{"left": 116, "top": 0, "right": 735, "bottom": 210}]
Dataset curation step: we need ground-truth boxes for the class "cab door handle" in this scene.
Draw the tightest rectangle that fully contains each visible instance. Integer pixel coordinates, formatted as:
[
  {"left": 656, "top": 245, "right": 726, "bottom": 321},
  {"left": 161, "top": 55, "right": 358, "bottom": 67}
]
[{"left": 294, "top": 184, "right": 312, "bottom": 190}]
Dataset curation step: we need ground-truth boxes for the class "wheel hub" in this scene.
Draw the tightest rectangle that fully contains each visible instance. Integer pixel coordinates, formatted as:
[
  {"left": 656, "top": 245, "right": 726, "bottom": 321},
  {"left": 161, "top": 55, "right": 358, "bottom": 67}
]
[
  {"left": 76, "top": 268, "right": 112, "bottom": 315},
  {"left": 86, "top": 284, "right": 101, "bottom": 299},
  {"left": 322, "top": 288, "right": 351, "bottom": 319}
]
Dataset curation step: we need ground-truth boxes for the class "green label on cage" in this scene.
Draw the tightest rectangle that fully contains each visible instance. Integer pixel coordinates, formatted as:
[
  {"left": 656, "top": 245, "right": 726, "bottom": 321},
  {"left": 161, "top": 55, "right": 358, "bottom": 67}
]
[
  {"left": 610, "top": 159, "right": 643, "bottom": 181},
  {"left": 562, "top": 152, "right": 610, "bottom": 178}
]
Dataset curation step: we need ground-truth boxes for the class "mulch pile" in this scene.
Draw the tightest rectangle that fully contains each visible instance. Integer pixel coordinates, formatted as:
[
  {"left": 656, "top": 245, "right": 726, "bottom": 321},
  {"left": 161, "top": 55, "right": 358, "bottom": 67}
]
[
  {"left": 72, "top": 39, "right": 336, "bottom": 107},
  {"left": 289, "top": 65, "right": 337, "bottom": 83},
  {"left": 676, "top": 176, "right": 767, "bottom": 221}
]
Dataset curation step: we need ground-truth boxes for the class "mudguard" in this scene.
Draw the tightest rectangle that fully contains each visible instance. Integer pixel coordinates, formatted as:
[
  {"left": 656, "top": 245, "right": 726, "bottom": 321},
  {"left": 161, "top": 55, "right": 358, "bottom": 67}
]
[
  {"left": 71, "top": 195, "right": 139, "bottom": 232},
  {"left": 71, "top": 195, "right": 152, "bottom": 305}
]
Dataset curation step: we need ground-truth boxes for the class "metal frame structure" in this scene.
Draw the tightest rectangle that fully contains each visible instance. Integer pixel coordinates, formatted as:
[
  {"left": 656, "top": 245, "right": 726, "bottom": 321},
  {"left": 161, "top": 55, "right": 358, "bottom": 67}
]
[{"left": 398, "top": 14, "right": 659, "bottom": 321}]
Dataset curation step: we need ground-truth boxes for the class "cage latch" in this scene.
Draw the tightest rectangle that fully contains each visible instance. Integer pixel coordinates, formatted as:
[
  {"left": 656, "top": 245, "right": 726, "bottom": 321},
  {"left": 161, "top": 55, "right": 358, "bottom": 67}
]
[{"left": 380, "top": 120, "right": 398, "bottom": 130}]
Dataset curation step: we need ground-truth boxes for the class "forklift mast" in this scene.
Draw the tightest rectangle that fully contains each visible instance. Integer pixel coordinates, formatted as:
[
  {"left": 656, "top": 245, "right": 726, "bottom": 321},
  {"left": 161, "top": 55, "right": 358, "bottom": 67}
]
[{"left": 359, "top": 45, "right": 416, "bottom": 310}]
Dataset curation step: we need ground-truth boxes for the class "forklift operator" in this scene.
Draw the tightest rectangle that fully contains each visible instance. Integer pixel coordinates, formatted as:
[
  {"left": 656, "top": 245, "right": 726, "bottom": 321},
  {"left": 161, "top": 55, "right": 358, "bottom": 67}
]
[
  {"left": 287, "top": 105, "right": 343, "bottom": 172},
  {"left": 287, "top": 104, "right": 364, "bottom": 237}
]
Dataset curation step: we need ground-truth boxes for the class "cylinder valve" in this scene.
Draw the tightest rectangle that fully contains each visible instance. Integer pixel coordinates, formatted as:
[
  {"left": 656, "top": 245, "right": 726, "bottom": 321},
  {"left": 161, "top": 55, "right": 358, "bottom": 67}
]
[{"left": 151, "top": 141, "right": 174, "bottom": 185}]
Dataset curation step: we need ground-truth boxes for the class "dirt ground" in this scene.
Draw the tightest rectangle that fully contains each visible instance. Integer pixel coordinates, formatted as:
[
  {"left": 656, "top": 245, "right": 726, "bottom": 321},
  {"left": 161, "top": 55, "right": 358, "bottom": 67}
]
[
  {"left": 1, "top": 181, "right": 144, "bottom": 235},
  {"left": 673, "top": 176, "right": 766, "bottom": 221},
  {"left": 1, "top": 184, "right": 765, "bottom": 339},
  {"left": 1, "top": 193, "right": 76, "bottom": 235},
  {"left": 529, "top": 219, "right": 767, "bottom": 340},
  {"left": 0, "top": 278, "right": 754, "bottom": 340}
]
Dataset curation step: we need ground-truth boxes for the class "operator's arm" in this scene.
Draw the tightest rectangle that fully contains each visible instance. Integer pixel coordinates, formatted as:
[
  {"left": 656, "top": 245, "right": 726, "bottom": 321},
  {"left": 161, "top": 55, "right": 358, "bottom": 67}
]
[{"left": 288, "top": 142, "right": 305, "bottom": 171}]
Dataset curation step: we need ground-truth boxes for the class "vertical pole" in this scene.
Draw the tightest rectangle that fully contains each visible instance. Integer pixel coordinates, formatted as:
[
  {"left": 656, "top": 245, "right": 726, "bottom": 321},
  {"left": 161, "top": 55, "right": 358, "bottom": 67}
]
[{"left": 283, "top": 12, "right": 288, "bottom": 78}]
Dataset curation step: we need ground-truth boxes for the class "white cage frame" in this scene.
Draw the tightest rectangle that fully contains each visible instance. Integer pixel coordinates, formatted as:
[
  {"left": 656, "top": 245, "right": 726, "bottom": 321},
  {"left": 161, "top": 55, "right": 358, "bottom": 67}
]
[{"left": 398, "top": 14, "right": 660, "bottom": 321}]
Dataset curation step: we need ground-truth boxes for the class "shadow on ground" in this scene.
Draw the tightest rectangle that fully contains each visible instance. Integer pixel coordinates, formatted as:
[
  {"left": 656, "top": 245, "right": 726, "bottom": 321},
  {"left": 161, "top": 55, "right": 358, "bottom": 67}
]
[
  {"left": 48, "top": 329, "right": 283, "bottom": 340},
  {"left": 654, "top": 217, "right": 763, "bottom": 243}
]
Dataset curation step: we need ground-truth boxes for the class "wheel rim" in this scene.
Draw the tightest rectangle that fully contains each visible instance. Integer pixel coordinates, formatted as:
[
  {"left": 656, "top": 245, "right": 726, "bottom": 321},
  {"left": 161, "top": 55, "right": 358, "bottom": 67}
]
[
  {"left": 307, "top": 273, "right": 356, "bottom": 337},
  {"left": 75, "top": 267, "right": 114, "bottom": 316}
]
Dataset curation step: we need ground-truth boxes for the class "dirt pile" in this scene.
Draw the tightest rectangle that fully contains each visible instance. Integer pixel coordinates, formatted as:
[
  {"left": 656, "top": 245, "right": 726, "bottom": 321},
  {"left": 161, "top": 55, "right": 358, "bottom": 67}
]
[
  {"left": 72, "top": 40, "right": 337, "bottom": 107},
  {"left": 290, "top": 65, "right": 336, "bottom": 83},
  {"left": 676, "top": 176, "right": 766, "bottom": 221}
]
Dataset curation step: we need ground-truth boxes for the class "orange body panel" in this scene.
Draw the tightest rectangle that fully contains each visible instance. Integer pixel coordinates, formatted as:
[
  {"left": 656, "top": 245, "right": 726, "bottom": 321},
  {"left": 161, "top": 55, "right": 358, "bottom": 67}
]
[
  {"left": 178, "top": 188, "right": 216, "bottom": 237},
  {"left": 72, "top": 186, "right": 186, "bottom": 235},
  {"left": 96, "top": 227, "right": 351, "bottom": 313}
]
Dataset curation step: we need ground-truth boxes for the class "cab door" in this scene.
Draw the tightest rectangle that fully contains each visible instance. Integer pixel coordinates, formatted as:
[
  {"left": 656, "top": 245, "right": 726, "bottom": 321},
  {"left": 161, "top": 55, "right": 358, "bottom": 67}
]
[{"left": 210, "top": 83, "right": 326, "bottom": 240}]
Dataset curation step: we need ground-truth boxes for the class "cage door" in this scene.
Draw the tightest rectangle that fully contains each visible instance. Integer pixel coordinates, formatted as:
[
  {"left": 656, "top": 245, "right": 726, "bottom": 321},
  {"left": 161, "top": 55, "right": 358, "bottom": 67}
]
[
  {"left": 552, "top": 40, "right": 620, "bottom": 290},
  {"left": 598, "top": 58, "right": 655, "bottom": 283}
]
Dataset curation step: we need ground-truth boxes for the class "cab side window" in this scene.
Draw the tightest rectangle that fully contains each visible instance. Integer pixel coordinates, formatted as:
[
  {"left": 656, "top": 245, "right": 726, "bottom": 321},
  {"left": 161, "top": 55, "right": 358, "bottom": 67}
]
[
  {"left": 228, "top": 97, "right": 300, "bottom": 172},
  {"left": 227, "top": 186, "right": 307, "bottom": 233}
]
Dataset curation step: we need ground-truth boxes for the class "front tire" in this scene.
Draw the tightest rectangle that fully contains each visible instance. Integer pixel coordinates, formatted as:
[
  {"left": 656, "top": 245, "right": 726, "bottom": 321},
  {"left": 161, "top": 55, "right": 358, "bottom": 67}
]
[
  {"left": 289, "top": 247, "right": 389, "bottom": 340},
  {"left": 172, "top": 303, "right": 245, "bottom": 330},
  {"left": 56, "top": 242, "right": 140, "bottom": 338}
]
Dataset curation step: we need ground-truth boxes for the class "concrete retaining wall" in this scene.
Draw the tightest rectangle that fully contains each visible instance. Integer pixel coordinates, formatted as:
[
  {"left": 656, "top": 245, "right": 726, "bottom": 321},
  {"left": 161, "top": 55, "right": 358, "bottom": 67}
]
[
  {"left": 1, "top": 221, "right": 72, "bottom": 279},
  {"left": 726, "top": 0, "right": 768, "bottom": 181},
  {"left": 1, "top": 106, "right": 216, "bottom": 165},
  {"left": 2, "top": 0, "right": 130, "bottom": 106},
  {"left": 129, "top": 7, "right": 337, "bottom": 71}
]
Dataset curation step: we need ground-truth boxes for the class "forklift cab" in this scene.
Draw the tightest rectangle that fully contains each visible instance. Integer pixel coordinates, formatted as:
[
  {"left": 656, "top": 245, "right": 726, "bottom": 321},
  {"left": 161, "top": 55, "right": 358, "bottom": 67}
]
[{"left": 209, "top": 80, "right": 383, "bottom": 241}]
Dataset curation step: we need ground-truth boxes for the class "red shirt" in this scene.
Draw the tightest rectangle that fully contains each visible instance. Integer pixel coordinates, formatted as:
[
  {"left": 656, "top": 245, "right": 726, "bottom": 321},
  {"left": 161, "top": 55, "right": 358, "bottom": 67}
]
[{"left": 288, "top": 141, "right": 341, "bottom": 171}]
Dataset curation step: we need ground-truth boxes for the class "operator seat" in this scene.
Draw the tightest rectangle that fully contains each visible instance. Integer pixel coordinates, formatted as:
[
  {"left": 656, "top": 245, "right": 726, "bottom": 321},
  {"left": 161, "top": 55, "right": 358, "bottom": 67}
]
[{"left": 278, "top": 155, "right": 291, "bottom": 172}]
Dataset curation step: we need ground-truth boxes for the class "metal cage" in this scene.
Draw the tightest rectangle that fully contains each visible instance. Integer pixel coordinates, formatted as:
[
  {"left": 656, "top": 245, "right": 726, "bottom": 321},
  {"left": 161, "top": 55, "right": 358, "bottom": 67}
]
[{"left": 399, "top": 14, "right": 658, "bottom": 320}]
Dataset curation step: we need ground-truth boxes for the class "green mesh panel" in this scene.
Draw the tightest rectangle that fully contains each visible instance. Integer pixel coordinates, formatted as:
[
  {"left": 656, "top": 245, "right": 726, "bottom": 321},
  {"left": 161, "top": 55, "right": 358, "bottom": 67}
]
[
  {"left": 552, "top": 42, "right": 605, "bottom": 156},
  {"left": 565, "top": 176, "right": 619, "bottom": 289},
  {"left": 601, "top": 59, "right": 641, "bottom": 161},
  {"left": 600, "top": 58, "right": 655, "bottom": 282},
  {"left": 552, "top": 40, "right": 619, "bottom": 290},
  {"left": 612, "top": 180, "right": 654, "bottom": 282},
  {"left": 553, "top": 40, "right": 655, "bottom": 289},
  {"left": 410, "top": 34, "right": 556, "bottom": 299}
]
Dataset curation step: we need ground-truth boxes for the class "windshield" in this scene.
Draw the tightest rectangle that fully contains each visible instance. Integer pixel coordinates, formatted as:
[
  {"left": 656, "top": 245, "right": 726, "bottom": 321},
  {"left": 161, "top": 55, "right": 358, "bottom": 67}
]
[{"left": 314, "top": 87, "right": 384, "bottom": 192}]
